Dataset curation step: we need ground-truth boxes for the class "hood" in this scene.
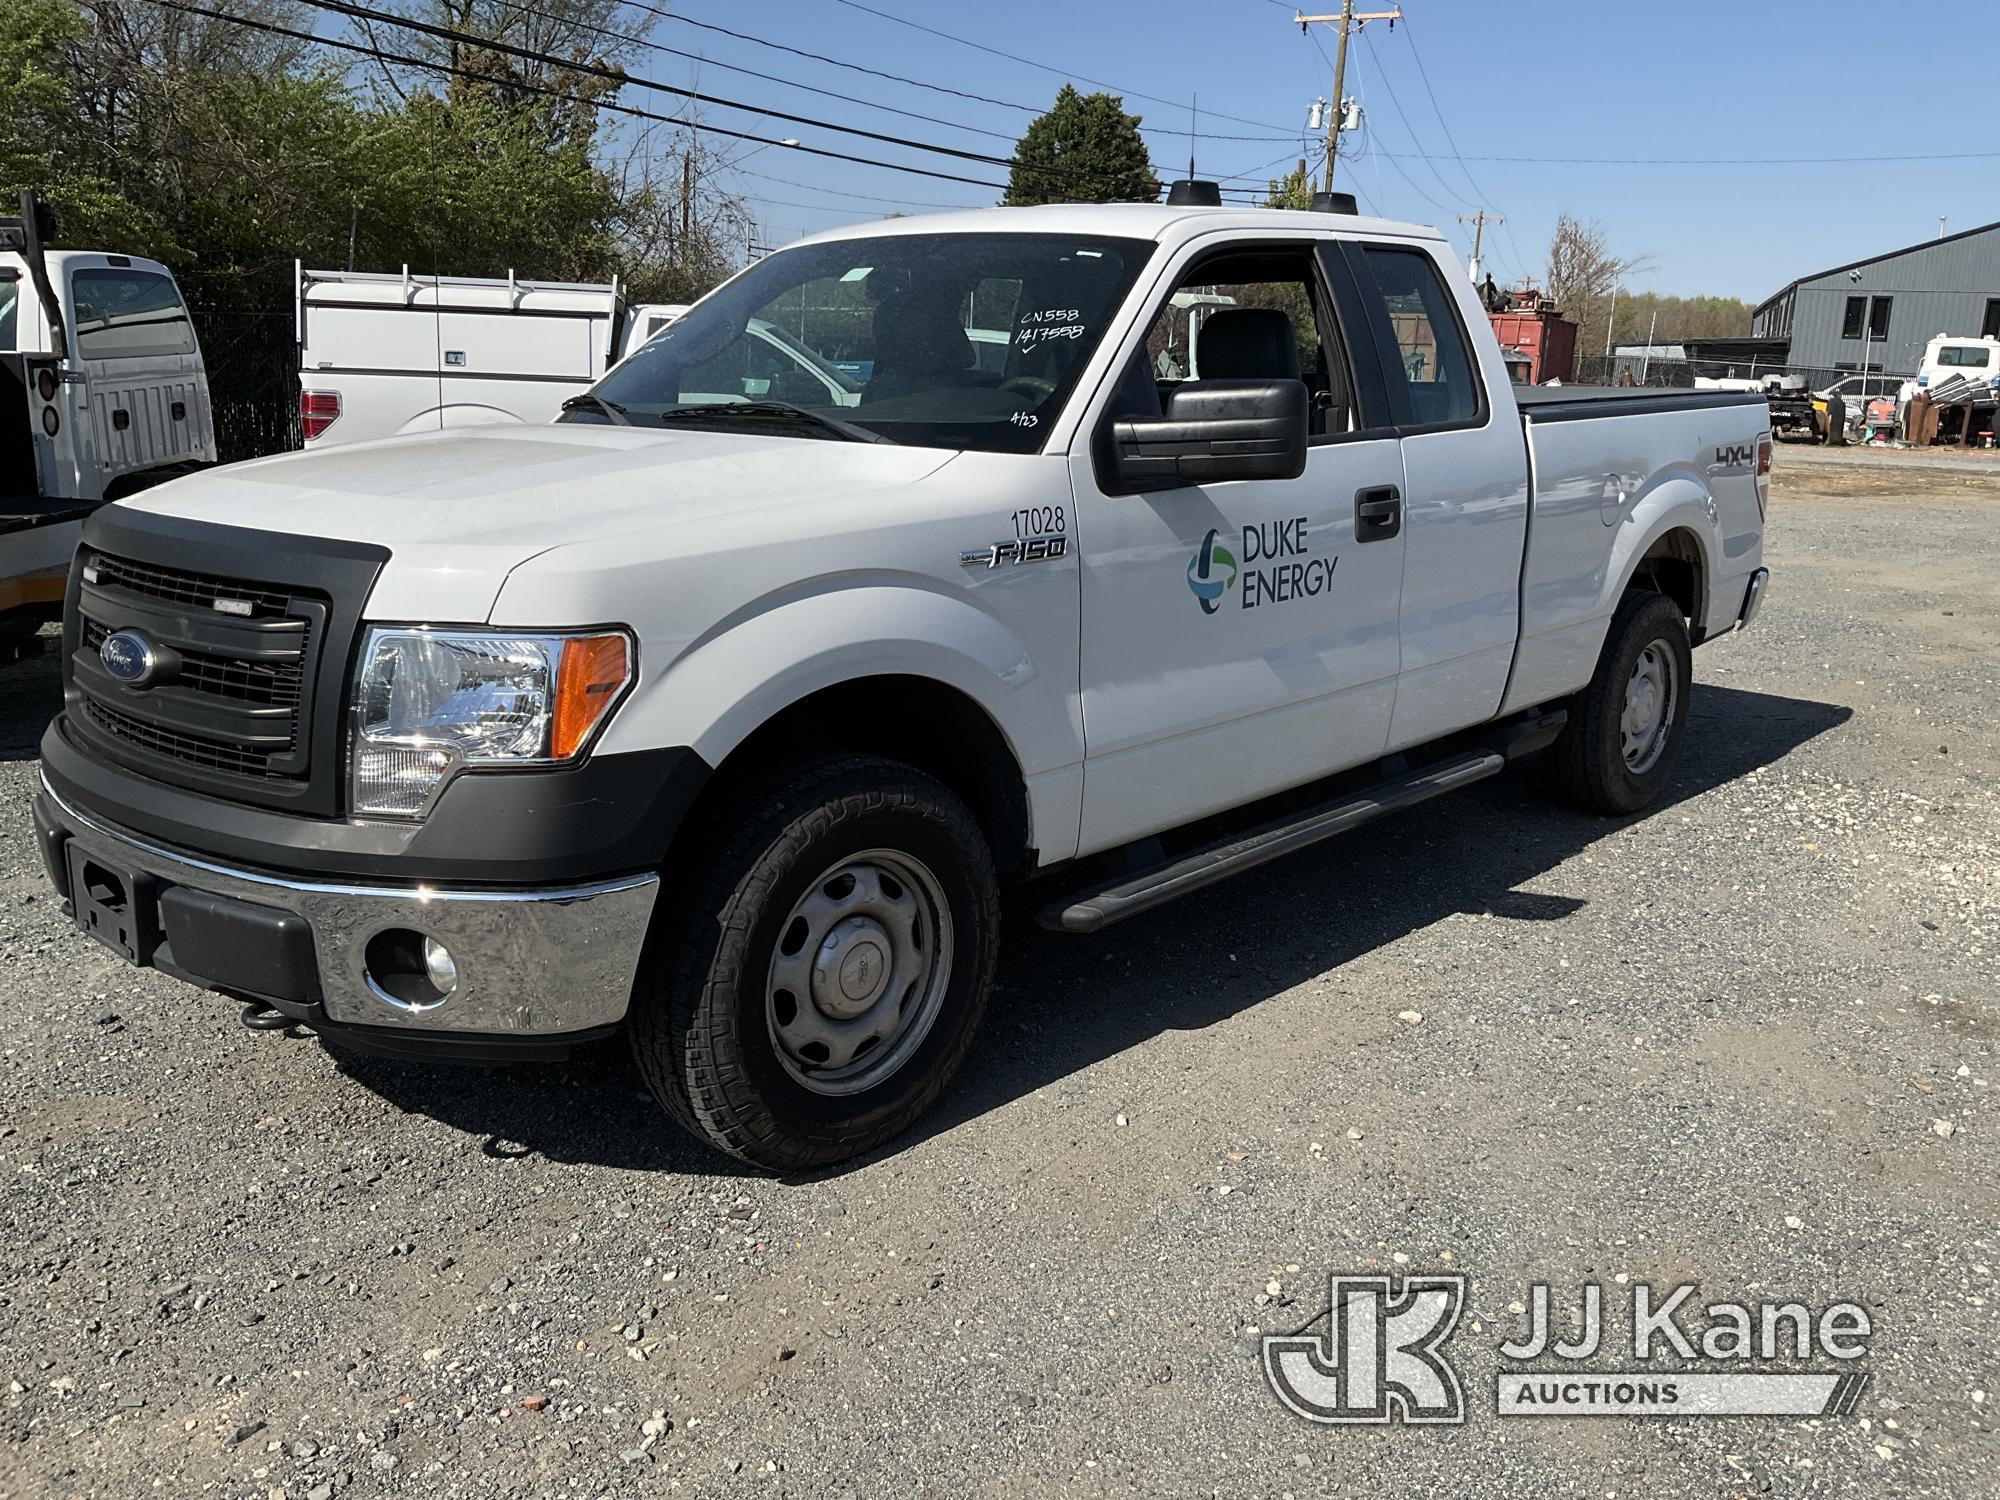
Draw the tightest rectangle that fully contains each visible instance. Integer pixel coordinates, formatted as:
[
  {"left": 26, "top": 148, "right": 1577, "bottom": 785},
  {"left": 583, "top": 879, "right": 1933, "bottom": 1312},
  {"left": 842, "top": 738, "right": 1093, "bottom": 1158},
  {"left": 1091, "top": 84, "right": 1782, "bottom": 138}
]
[{"left": 114, "top": 424, "right": 956, "bottom": 620}]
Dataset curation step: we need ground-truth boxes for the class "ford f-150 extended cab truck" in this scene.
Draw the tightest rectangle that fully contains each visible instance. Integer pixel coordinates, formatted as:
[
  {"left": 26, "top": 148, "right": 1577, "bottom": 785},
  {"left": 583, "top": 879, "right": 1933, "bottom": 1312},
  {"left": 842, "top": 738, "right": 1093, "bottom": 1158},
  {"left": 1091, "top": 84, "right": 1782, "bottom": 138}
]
[{"left": 32, "top": 200, "right": 1772, "bottom": 1170}]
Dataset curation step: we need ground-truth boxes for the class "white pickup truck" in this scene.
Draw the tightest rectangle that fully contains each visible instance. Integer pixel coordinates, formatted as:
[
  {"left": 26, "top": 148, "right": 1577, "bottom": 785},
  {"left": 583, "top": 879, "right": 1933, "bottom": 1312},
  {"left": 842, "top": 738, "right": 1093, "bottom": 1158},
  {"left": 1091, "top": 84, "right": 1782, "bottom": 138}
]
[
  {"left": 35, "top": 199, "right": 1771, "bottom": 1169},
  {"left": 3, "top": 192, "right": 215, "bottom": 651},
  {"left": 295, "top": 265, "right": 688, "bottom": 448}
]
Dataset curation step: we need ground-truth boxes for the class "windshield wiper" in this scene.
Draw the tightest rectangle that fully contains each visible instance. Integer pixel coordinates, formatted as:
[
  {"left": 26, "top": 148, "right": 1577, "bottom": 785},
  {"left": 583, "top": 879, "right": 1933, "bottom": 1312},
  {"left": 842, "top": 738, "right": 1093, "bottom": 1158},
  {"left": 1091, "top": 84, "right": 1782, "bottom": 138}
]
[
  {"left": 651, "top": 400, "right": 892, "bottom": 444},
  {"left": 559, "top": 393, "right": 631, "bottom": 426}
]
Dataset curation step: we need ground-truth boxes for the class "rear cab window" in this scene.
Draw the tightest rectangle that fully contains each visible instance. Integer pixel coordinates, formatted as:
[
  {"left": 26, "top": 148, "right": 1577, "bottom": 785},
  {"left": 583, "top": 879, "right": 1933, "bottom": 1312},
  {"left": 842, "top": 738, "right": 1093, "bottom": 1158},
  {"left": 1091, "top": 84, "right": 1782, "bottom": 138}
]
[
  {"left": 1353, "top": 245, "right": 1484, "bottom": 429},
  {"left": 69, "top": 268, "right": 196, "bottom": 360}
]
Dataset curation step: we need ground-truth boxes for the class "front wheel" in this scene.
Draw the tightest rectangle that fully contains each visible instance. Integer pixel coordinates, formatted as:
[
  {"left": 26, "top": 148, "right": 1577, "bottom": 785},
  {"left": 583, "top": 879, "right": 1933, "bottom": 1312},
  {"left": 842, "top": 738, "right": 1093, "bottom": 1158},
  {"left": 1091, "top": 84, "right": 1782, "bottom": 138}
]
[
  {"left": 630, "top": 756, "right": 1000, "bottom": 1171},
  {"left": 1546, "top": 591, "right": 1693, "bottom": 815}
]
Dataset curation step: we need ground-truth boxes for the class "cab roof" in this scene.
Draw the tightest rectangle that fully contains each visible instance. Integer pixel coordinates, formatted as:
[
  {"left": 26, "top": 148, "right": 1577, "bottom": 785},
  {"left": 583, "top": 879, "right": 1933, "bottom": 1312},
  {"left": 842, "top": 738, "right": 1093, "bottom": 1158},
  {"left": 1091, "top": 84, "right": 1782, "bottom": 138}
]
[{"left": 785, "top": 201, "right": 1443, "bottom": 250}]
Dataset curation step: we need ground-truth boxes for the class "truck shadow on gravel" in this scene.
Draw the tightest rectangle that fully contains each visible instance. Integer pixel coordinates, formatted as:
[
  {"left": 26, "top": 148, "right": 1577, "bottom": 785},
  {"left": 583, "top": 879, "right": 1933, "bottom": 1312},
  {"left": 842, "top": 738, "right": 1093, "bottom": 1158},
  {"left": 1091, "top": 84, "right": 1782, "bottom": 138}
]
[{"left": 329, "top": 682, "right": 1849, "bottom": 1177}]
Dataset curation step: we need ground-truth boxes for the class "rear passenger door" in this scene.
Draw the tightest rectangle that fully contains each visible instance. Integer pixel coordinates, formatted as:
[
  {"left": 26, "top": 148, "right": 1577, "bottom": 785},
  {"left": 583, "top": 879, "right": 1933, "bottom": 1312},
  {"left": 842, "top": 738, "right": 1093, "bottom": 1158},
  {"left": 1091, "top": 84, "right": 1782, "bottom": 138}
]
[
  {"left": 1340, "top": 242, "right": 1529, "bottom": 749},
  {"left": 1068, "top": 235, "right": 1408, "bottom": 856}
]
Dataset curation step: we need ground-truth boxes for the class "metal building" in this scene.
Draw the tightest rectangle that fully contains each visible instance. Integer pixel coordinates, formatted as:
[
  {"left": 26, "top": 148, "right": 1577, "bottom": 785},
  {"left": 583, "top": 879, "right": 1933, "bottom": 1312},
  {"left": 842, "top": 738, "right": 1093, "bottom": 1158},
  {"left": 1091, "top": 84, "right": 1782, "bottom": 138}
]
[{"left": 1753, "top": 219, "right": 2000, "bottom": 377}]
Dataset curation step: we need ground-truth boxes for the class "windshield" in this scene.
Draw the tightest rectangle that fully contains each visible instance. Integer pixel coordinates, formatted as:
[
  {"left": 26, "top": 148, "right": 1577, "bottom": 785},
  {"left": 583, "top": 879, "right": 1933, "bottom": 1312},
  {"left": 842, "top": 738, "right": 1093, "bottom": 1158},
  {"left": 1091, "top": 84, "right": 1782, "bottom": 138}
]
[
  {"left": 0, "top": 276, "right": 17, "bottom": 351},
  {"left": 577, "top": 231, "right": 1152, "bottom": 452},
  {"left": 1938, "top": 346, "right": 1992, "bottom": 369}
]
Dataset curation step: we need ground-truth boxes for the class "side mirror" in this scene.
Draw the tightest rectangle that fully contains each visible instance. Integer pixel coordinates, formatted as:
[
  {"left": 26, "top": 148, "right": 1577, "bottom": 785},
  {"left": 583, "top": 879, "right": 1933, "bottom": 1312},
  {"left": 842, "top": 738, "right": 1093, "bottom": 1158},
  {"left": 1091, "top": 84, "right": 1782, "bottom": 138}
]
[{"left": 1107, "top": 379, "right": 1308, "bottom": 492}]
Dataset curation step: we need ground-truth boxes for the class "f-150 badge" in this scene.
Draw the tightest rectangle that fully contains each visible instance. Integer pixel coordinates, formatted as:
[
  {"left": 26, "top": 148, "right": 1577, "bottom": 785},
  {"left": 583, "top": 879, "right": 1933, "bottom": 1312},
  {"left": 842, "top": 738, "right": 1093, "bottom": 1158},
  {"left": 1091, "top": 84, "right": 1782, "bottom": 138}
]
[{"left": 961, "top": 535, "right": 1069, "bottom": 568}]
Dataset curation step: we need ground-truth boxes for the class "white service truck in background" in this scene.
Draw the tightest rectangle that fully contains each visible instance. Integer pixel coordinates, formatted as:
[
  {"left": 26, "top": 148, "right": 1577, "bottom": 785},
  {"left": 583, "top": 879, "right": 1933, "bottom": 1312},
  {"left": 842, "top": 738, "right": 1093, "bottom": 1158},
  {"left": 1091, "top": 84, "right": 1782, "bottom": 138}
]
[
  {"left": 2, "top": 191, "right": 215, "bottom": 652},
  {"left": 41, "top": 196, "right": 1770, "bottom": 1170},
  {"left": 295, "top": 265, "right": 691, "bottom": 447}
]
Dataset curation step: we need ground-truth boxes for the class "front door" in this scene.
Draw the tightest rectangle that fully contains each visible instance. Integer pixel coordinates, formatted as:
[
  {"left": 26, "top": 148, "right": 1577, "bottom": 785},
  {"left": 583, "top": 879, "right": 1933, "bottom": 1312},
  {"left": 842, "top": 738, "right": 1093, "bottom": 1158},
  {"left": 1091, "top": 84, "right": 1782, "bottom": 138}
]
[{"left": 1068, "top": 236, "right": 1407, "bottom": 856}]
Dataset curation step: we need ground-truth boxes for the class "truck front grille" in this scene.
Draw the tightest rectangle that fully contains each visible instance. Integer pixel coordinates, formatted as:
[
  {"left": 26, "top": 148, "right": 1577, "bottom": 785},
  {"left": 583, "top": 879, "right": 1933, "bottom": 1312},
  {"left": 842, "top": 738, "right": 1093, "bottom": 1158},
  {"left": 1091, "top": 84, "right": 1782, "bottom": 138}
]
[
  {"left": 82, "top": 698, "right": 280, "bottom": 779},
  {"left": 85, "top": 553, "right": 295, "bottom": 617},
  {"left": 69, "top": 548, "right": 328, "bottom": 798},
  {"left": 61, "top": 512, "right": 387, "bottom": 819},
  {"left": 82, "top": 618, "right": 308, "bottom": 710}
]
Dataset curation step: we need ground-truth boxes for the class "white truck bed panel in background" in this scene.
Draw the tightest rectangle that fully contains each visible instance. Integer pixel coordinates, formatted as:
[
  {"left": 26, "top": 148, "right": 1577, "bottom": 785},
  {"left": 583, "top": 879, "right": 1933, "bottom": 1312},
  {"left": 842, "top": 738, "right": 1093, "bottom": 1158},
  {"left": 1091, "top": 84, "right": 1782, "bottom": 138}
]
[{"left": 296, "top": 267, "right": 685, "bottom": 446}]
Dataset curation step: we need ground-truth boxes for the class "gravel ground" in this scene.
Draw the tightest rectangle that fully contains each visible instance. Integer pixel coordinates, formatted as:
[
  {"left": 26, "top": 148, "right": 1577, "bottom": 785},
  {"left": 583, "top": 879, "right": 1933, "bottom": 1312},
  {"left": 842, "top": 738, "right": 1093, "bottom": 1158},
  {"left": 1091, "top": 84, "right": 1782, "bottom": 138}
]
[{"left": 1, "top": 457, "right": 1995, "bottom": 1499}]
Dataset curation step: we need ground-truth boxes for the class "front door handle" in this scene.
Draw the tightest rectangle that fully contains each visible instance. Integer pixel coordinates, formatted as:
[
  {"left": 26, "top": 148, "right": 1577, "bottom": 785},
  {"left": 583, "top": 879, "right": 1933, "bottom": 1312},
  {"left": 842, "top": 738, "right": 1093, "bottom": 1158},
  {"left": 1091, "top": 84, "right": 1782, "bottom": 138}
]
[{"left": 1355, "top": 484, "right": 1402, "bottom": 542}]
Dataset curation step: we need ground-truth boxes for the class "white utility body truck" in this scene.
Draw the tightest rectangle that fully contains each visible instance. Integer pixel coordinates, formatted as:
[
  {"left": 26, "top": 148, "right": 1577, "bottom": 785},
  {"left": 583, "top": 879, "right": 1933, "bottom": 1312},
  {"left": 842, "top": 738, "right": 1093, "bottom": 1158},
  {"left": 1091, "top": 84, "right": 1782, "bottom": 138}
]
[
  {"left": 38, "top": 197, "right": 1771, "bottom": 1169},
  {"left": 295, "top": 265, "right": 688, "bottom": 447},
  {"left": 2, "top": 192, "right": 214, "bottom": 651}
]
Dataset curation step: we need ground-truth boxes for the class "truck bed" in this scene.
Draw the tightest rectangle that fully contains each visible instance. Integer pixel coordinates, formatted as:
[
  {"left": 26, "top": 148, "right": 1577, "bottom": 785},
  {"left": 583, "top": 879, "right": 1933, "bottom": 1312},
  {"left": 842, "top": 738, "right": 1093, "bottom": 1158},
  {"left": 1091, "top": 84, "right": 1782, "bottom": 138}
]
[
  {"left": 1503, "top": 384, "right": 1771, "bottom": 716},
  {"left": 1514, "top": 385, "right": 1769, "bottom": 421}
]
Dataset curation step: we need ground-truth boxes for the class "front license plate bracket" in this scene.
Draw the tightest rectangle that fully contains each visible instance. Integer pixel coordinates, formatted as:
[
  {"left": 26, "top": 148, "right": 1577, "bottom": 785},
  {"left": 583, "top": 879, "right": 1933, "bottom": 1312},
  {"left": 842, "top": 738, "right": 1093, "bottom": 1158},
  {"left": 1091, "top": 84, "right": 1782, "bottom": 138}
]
[{"left": 63, "top": 844, "right": 160, "bottom": 965}]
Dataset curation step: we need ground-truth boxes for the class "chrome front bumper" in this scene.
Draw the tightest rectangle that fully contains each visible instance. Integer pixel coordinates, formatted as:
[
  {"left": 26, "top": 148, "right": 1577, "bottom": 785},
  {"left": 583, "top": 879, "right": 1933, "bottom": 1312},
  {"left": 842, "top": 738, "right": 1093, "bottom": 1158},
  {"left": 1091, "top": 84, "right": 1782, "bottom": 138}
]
[{"left": 38, "top": 777, "right": 659, "bottom": 1037}]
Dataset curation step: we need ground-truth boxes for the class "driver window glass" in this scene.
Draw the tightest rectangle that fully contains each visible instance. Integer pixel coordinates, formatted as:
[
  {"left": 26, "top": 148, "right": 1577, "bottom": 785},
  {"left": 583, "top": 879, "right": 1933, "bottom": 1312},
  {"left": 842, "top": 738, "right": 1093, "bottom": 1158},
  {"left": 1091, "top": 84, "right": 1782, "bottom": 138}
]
[{"left": 1137, "top": 247, "right": 1352, "bottom": 436}]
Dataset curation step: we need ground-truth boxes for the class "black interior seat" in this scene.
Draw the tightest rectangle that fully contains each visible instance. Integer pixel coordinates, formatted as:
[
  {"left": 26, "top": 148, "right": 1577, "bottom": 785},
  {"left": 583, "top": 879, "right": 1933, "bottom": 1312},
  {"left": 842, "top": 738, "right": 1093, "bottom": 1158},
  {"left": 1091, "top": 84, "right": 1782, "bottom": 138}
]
[
  {"left": 866, "top": 294, "right": 987, "bottom": 402},
  {"left": 1196, "top": 308, "right": 1300, "bottom": 383}
]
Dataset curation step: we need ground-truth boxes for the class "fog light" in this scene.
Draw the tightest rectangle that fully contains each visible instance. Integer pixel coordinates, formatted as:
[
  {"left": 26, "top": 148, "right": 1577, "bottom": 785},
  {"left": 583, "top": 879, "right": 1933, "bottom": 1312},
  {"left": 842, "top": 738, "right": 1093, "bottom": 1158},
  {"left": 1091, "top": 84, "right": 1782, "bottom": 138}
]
[
  {"left": 363, "top": 927, "right": 456, "bottom": 1012},
  {"left": 422, "top": 936, "right": 458, "bottom": 995}
]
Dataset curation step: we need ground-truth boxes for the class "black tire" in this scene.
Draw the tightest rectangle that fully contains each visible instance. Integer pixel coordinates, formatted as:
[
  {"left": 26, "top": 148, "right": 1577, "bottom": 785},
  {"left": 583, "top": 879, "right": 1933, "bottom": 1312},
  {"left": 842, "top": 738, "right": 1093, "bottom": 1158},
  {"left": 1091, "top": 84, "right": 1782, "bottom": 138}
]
[
  {"left": 630, "top": 755, "right": 1000, "bottom": 1171},
  {"left": 1547, "top": 590, "right": 1693, "bottom": 816}
]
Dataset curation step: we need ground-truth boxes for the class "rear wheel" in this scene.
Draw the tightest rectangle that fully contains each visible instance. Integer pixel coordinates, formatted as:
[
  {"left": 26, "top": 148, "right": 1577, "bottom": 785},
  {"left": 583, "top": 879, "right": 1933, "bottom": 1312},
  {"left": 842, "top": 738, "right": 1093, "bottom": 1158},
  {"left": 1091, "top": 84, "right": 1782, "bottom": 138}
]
[
  {"left": 1547, "top": 590, "right": 1692, "bottom": 815},
  {"left": 631, "top": 756, "right": 1000, "bottom": 1171}
]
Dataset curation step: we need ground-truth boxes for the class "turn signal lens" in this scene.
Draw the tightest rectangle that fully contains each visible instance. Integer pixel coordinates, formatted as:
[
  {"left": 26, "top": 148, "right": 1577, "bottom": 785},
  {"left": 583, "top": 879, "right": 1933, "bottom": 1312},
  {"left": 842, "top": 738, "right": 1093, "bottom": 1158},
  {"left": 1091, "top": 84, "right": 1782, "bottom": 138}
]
[
  {"left": 553, "top": 633, "right": 632, "bottom": 760},
  {"left": 35, "top": 367, "right": 58, "bottom": 402}
]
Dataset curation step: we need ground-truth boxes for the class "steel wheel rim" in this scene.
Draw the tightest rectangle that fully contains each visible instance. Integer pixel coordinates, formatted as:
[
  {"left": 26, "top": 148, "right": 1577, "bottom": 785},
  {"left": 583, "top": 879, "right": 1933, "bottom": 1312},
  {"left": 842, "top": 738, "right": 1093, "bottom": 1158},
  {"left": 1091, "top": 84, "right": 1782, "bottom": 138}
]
[
  {"left": 1621, "top": 638, "right": 1678, "bottom": 775},
  {"left": 765, "top": 848, "right": 954, "bottom": 1097}
]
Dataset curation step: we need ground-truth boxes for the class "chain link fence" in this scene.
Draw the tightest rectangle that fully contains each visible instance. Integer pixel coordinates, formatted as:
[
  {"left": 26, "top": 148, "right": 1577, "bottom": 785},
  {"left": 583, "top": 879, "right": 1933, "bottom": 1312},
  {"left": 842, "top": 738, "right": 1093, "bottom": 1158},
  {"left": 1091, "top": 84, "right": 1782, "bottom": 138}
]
[{"left": 1571, "top": 353, "right": 1911, "bottom": 392}]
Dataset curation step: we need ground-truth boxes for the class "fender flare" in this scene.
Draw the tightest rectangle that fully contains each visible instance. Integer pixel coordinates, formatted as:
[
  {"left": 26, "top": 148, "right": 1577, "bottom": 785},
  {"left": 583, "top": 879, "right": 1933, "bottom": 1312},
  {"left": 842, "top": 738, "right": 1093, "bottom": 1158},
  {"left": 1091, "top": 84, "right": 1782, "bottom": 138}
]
[
  {"left": 1599, "top": 469, "right": 1721, "bottom": 631},
  {"left": 594, "top": 582, "right": 1082, "bottom": 844}
]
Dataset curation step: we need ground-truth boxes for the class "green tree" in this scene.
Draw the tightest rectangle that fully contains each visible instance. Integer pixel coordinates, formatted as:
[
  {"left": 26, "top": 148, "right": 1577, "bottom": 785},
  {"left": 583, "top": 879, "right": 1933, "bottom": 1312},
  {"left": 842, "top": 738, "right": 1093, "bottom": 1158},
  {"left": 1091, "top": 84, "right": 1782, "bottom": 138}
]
[
  {"left": 1264, "top": 163, "right": 1314, "bottom": 211},
  {"left": 1003, "top": 83, "right": 1159, "bottom": 206}
]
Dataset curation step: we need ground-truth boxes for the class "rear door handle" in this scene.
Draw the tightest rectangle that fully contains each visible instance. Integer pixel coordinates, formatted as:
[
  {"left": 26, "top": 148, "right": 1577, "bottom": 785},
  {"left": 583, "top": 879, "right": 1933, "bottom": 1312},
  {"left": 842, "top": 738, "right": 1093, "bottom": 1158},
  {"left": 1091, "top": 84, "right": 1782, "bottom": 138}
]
[{"left": 1355, "top": 484, "right": 1402, "bottom": 542}]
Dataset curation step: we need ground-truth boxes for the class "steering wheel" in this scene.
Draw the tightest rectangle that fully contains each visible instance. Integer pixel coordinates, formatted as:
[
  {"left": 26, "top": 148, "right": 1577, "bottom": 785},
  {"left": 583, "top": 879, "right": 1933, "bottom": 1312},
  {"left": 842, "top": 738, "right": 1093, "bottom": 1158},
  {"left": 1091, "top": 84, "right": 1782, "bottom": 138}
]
[{"left": 1000, "top": 376, "right": 1057, "bottom": 402}]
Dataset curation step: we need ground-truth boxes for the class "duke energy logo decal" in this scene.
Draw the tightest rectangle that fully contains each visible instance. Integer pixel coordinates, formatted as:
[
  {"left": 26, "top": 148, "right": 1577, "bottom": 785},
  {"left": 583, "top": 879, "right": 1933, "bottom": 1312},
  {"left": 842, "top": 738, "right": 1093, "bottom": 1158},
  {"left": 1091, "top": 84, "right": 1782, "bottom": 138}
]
[
  {"left": 1187, "top": 519, "right": 1338, "bottom": 616},
  {"left": 1186, "top": 528, "right": 1237, "bottom": 615}
]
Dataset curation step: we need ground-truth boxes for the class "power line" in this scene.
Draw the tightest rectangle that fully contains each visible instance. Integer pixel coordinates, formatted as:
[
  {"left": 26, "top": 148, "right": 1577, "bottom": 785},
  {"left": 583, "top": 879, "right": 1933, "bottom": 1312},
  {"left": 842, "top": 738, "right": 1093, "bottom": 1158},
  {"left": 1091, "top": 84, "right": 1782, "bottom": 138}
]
[
  {"left": 297, "top": 0, "right": 1035, "bottom": 174},
  {"left": 1379, "top": 146, "right": 2000, "bottom": 166},
  {"left": 142, "top": 0, "right": 1013, "bottom": 191},
  {"left": 1395, "top": 15, "right": 1528, "bottom": 277},
  {"left": 546, "top": 1, "right": 1023, "bottom": 146},
  {"left": 644, "top": 5, "right": 1042, "bottom": 115},
  {"left": 657, "top": 1, "right": 1291, "bottom": 143},
  {"left": 731, "top": 169, "right": 980, "bottom": 213},
  {"left": 301, "top": 0, "right": 1297, "bottom": 199},
  {"left": 824, "top": 0, "right": 1298, "bottom": 136},
  {"left": 1355, "top": 26, "right": 1476, "bottom": 213},
  {"left": 142, "top": 0, "right": 1391, "bottom": 216}
]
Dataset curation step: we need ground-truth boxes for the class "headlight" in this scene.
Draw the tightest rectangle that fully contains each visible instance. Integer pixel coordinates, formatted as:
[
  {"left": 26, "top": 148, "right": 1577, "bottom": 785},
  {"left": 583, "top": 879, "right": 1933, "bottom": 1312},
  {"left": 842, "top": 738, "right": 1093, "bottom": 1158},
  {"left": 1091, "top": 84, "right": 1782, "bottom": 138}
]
[{"left": 349, "top": 627, "right": 633, "bottom": 818}]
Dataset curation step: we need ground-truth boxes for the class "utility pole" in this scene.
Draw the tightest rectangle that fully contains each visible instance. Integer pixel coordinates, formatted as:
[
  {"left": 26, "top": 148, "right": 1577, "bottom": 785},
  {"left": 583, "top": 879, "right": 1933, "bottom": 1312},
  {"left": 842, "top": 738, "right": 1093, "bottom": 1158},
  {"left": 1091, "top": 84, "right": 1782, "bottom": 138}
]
[
  {"left": 1295, "top": 3, "right": 1402, "bottom": 191},
  {"left": 1456, "top": 209, "right": 1504, "bottom": 285}
]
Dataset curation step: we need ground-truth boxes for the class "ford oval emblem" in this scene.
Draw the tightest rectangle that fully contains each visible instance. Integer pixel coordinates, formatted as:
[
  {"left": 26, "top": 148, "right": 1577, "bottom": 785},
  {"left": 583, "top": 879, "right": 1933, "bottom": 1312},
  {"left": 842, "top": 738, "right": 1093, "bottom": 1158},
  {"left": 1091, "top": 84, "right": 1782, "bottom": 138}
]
[{"left": 99, "top": 629, "right": 160, "bottom": 687}]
